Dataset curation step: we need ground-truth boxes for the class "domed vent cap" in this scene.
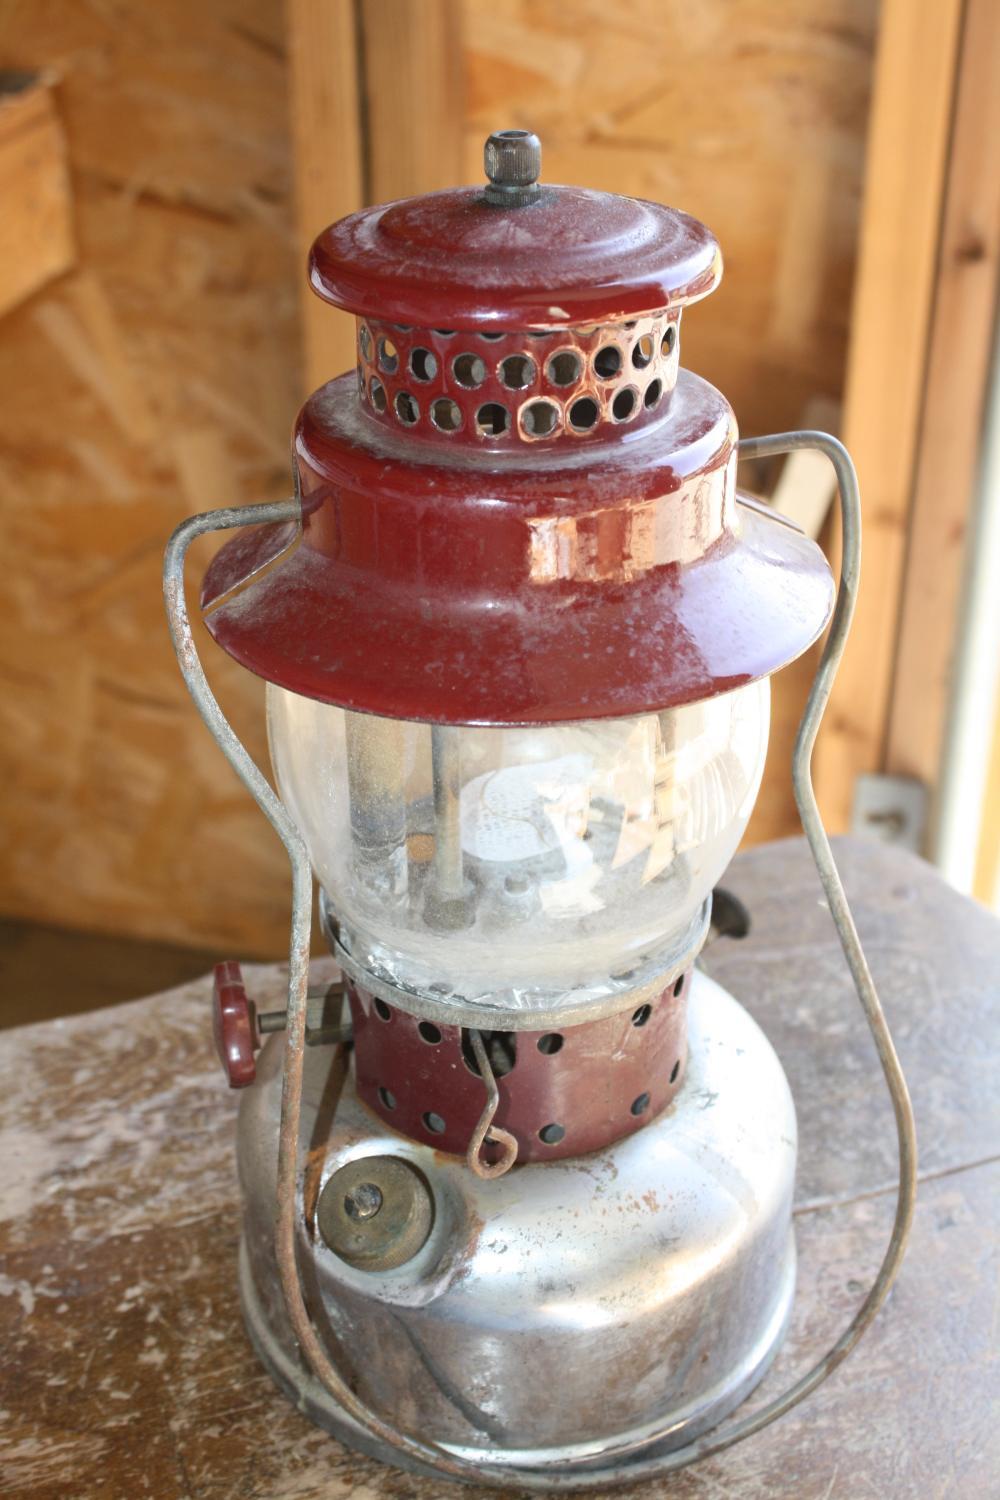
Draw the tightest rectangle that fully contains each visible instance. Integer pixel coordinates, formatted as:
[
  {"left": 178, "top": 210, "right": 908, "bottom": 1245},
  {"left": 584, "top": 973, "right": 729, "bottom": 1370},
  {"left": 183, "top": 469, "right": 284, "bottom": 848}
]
[{"left": 309, "top": 130, "right": 722, "bottom": 331}]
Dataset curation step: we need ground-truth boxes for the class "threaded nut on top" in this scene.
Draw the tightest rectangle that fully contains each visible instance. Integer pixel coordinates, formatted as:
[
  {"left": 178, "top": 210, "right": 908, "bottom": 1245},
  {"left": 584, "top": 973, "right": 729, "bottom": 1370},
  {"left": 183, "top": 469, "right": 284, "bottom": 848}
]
[{"left": 484, "top": 130, "right": 542, "bottom": 206}]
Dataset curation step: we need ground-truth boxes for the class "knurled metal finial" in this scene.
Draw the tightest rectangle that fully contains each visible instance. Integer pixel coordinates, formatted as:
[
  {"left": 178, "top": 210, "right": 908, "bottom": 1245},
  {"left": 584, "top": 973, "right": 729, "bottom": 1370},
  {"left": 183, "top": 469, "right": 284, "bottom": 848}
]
[{"left": 483, "top": 129, "right": 542, "bottom": 207}]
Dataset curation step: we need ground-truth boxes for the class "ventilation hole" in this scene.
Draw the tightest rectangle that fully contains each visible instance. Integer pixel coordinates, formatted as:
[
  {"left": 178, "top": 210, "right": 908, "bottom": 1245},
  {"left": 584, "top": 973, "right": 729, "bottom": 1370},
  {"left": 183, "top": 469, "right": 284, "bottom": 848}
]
[
  {"left": 393, "top": 323, "right": 412, "bottom": 332},
  {"left": 356, "top": 364, "right": 364, "bottom": 395},
  {"left": 423, "top": 1111, "right": 446, "bottom": 1134},
  {"left": 526, "top": 329, "right": 549, "bottom": 338},
  {"left": 537, "top": 1032, "right": 564, "bottom": 1055},
  {"left": 374, "top": 998, "right": 391, "bottom": 1021},
  {"left": 377, "top": 337, "right": 398, "bottom": 373},
  {"left": 476, "top": 402, "right": 509, "bottom": 437},
  {"left": 661, "top": 325, "right": 676, "bottom": 356},
  {"left": 461, "top": 1029, "right": 517, "bottom": 1077},
  {"left": 632, "top": 1004, "right": 652, "bottom": 1027},
  {"left": 358, "top": 325, "right": 372, "bottom": 361},
  {"left": 670, "top": 1059, "right": 680, "bottom": 1084},
  {"left": 547, "top": 350, "right": 582, "bottom": 386},
  {"left": 632, "top": 334, "right": 654, "bottom": 369},
  {"left": 538, "top": 1122, "right": 565, "bottom": 1145},
  {"left": 673, "top": 973, "right": 685, "bottom": 997},
  {"left": 369, "top": 378, "right": 387, "bottom": 413},
  {"left": 521, "top": 400, "right": 559, "bottom": 437},
  {"left": 631, "top": 1092, "right": 651, "bottom": 1116},
  {"left": 594, "top": 345, "right": 623, "bottom": 379},
  {"left": 644, "top": 378, "right": 663, "bottom": 409},
  {"left": 500, "top": 353, "right": 536, "bottom": 390},
  {"left": 479, "top": 330, "right": 505, "bottom": 341},
  {"left": 418, "top": 1020, "right": 442, "bottom": 1045},
  {"left": 410, "top": 347, "right": 437, "bottom": 381},
  {"left": 434, "top": 328, "right": 455, "bottom": 337},
  {"left": 568, "top": 397, "right": 599, "bottom": 431},
  {"left": 431, "top": 398, "right": 463, "bottom": 432},
  {"left": 612, "top": 387, "right": 638, "bottom": 422},
  {"left": 377, "top": 1085, "right": 396, "bottom": 1110},
  {"left": 453, "top": 352, "right": 487, "bottom": 388},
  {"left": 394, "top": 391, "right": 419, "bottom": 425}
]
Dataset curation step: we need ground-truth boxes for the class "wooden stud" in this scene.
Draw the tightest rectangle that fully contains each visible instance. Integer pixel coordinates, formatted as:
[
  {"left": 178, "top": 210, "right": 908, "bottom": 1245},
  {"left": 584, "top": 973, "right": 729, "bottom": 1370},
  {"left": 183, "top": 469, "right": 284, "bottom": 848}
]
[
  {"left": 287, "top": 0, "right": 365, "bottom": 393},
  {"left": 359, "top": 0, "right": 465, "bottom": 200},
  {"left": 885, "top": 0, "right": 1000, "bottom": 812},
  {"left": 973, "top": 677, "right": 1000, "bottom": 909},
  {"left": 813, "top": 0, "right": 964, "bottom": 832}
]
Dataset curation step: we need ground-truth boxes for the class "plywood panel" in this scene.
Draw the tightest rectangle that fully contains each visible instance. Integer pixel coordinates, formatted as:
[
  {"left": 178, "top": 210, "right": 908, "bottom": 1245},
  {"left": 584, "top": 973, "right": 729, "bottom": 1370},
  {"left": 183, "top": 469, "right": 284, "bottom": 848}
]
[
  {"left": 0, "top": 0, "right": 300, "bottom": 956},
  {"left": 460, "top": 0, "right": 875, "bottom": 441},
  {"left": 0, "top": 0, "right": 883, "bottom": 952},
  {"left": 459, "top": 0, "right": 878, "bottom": 844},
  {"left": 0, "top": 72, "right": 75, "bottom": 316}
]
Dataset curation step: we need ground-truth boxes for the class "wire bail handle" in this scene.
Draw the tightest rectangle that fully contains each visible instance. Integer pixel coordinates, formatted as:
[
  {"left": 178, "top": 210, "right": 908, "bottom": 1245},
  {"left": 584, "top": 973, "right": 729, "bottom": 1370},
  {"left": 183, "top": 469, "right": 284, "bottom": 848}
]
[{"left": 163, "top": 430, "right": 917, "bottom": 1489}]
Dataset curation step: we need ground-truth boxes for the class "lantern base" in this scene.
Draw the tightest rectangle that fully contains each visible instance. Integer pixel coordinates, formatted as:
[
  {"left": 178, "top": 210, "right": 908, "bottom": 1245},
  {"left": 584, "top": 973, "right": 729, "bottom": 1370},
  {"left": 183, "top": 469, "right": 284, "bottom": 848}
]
[{"left": 236, "top": 970, "right": 797, "bottom": 1487}]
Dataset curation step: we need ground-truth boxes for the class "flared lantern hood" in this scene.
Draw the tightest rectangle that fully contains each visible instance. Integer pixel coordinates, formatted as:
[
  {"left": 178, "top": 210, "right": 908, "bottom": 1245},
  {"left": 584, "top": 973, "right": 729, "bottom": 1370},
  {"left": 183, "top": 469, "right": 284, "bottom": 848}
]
[{"left": 201, "top": 131, "right": 834, "bottom": 725}]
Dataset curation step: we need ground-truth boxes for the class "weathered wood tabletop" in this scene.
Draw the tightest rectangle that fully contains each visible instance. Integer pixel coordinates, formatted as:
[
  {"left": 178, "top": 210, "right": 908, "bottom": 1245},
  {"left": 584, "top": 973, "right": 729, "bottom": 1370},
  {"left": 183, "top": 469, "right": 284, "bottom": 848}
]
[{"left": 2, "top": 837, "right": 998, "bottom": 1500}]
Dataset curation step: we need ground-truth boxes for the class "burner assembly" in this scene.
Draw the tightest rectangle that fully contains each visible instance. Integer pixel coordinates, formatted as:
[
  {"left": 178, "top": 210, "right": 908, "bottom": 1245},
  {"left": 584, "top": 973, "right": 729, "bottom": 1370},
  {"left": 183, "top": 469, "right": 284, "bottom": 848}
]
[{"left": 165, "top": 130, "right": 916, "bottom": 1487}]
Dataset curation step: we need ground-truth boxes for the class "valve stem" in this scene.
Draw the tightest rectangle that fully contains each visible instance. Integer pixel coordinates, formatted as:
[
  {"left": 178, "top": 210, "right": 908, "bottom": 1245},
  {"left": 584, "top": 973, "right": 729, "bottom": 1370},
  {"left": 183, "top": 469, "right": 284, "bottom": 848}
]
[{"left": 424, "top": 725, "right": 475, "bottom": 930}]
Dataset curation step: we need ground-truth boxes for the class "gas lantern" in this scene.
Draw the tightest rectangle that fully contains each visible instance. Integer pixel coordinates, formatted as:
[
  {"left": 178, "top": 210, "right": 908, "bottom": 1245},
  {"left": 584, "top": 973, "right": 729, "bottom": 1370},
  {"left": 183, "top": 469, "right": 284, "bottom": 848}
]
[{"left": 164, "top": 131, "right": 916, "bottom": 1487}]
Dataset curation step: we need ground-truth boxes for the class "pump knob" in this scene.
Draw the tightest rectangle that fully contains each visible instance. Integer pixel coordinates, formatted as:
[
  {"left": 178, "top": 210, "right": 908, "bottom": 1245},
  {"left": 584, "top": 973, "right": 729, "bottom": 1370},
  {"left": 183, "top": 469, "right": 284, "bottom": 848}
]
[
  {"left": 211, "top": 966, "right": 352, "bottom": 1087},
  {"left": 212, "top": 961, "right": 260, "bottom": 1089}
]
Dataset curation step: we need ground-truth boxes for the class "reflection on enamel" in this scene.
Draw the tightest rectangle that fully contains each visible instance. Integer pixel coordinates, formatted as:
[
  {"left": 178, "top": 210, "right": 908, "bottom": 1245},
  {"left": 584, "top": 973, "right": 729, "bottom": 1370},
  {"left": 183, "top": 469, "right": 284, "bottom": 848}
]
[{"left": 527, "top": 445, "right": 737, "bottom": 584}]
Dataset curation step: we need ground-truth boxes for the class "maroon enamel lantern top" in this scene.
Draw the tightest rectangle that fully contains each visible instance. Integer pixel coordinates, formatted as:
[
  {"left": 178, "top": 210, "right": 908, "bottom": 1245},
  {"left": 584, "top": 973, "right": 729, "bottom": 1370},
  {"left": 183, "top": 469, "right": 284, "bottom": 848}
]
[
  {"left": 308, "top": 187, "right": 721, "bottom": 330},
  {"left": 202, "top": 130, "right": 834, "bottom": 724}
]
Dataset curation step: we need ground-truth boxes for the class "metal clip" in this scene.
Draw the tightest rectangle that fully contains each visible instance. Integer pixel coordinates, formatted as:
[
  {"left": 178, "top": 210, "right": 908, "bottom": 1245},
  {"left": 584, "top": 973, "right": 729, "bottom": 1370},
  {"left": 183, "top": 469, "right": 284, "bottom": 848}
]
[{"left": 465, "top": 1029, "right": 518, "bottom": 1180}]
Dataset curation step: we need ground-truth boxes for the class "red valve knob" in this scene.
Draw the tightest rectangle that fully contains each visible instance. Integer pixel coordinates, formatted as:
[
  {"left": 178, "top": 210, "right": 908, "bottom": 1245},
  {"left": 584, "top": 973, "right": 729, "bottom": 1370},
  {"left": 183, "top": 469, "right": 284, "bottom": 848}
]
[{"left": 212, "top": 961, "right": 260, "bottom": 1089}]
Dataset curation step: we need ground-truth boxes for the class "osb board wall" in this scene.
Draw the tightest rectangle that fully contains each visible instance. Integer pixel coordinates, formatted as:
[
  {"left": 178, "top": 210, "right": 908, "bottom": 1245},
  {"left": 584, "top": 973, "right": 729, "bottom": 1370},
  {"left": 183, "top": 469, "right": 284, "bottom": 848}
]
[
  {"left": 459, "top": 0, "right": 876, "bottom": 440},
  {"left": 459, "top": 0, "right": 878, "bottom": 857},
  {"left": 0, "top": 0, "right": 877, "bottom": 956},
  {"left": 0, "top": 0, "right": 300, "bottom": 956}
]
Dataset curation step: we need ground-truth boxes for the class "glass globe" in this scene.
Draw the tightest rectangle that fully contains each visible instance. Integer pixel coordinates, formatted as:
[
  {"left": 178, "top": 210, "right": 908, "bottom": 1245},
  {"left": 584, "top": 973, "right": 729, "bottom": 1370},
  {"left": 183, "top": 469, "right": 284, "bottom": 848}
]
[{"left": 267, "top": 679, "right": 770, "bottom": 1011}]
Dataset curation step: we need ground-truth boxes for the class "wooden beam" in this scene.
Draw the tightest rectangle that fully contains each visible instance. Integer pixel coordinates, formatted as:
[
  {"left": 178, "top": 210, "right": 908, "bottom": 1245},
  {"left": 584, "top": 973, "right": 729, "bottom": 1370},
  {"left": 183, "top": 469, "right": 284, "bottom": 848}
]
[
  {"left": 287, "top": 0, "right": 364, "bottom": 393},
  {"left": 814, "top": 0, "right": 964, "bottom": 831},
  {"left": 885, "top": 0, "right": 1000, "bottom": 815},
  {"left": 973, "top": 671, "right": 1000, "bottom": 908},
  {"left": 359, "top": 0, "right": 464, "bottom": 200}
]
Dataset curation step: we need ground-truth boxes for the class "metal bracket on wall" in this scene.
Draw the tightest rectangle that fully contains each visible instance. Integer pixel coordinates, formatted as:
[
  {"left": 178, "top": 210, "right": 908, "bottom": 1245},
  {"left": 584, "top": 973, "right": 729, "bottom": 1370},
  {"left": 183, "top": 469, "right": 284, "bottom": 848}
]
[{"left": 851, "top": 774, "right": 929, "bottom": 854}]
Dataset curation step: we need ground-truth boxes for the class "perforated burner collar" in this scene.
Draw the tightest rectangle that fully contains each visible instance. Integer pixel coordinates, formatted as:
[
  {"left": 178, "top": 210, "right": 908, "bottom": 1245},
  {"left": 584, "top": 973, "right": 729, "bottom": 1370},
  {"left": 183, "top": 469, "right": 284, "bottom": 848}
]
[{"left": 356, "top": 312, "right": 680, "bottom": 449}]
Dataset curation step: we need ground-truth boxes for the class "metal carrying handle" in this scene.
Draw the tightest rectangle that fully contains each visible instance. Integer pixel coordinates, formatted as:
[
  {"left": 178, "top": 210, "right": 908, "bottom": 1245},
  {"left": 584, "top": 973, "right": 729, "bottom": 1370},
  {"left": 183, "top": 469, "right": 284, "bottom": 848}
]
[{"left": 163, "top": 431, "right": 917, "bottom": 1490}]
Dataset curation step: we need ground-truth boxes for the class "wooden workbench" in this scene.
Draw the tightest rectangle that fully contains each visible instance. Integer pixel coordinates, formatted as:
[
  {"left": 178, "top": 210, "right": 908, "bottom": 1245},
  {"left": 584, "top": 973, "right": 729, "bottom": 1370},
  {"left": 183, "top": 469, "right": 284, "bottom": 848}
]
[{"left": 1, "top": 838, "right": 998, "bottom": 1499}]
